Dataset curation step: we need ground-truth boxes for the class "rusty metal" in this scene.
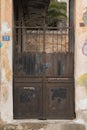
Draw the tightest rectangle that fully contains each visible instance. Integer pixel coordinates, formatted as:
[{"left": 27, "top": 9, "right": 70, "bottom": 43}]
[{"left": 13, "top": 0, "right": 75, "bottom": 119}]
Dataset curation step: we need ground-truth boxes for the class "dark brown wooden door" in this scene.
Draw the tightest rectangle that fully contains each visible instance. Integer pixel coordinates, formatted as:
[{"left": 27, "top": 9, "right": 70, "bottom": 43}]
[{"left": 13, "top": 0, "right": 75, "bottom": 119}]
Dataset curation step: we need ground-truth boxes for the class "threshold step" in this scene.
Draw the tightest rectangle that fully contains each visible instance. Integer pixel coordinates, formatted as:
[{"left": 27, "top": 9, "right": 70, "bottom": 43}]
[{"left": 0, "top": 122, "right": 86, "bottom": 130}]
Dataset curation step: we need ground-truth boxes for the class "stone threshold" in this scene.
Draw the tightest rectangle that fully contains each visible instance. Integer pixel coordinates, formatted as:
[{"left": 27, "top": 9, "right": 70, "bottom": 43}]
[{"left": 0, "top": 119, "right": 86, "bottom": 130}]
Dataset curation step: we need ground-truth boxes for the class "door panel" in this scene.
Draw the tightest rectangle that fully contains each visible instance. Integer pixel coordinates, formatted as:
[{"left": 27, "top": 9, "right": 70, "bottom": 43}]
[
  {"left": 13, "top": 82, "right": 43, "bottom": 119},
  {"left": 45, "top": 79, "right": 75, "bottom": 119},
  {"left": 45, "top": 52, "right": 74, "bottom": 77},
  {"left": 14, "top": 53, "right": 45, "bottom": 76}
]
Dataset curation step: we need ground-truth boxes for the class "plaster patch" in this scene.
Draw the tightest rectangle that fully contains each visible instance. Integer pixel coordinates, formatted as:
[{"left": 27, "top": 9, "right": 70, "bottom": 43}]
[
  {"left": 7, "top": 41, "right": 12, "bottom": 70},
  {"left": 1, "top": 83, "right": 8, "bottom": 102},
  {"left": 78, "top": 73, "right": 87, "bottom": 87},
  {"left": 1, "top": 22, "right": 11, "bottom": 34},
  {"left": 78, "top": 99, "right": 87, "bottom": 110},
  {"left": 4, "top": 58, "right": 11, "bottom": 82},
  {"left": 1, "top": 42, "right": 12, "bottom": 82},
  {"left": 83, "top": 0, "right": 87, "bottom": 8}
]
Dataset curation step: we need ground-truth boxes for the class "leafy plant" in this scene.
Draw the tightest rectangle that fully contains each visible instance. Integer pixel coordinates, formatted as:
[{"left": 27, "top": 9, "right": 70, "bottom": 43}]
[{"left": 47, "top": 0, "right": 67, "bottom": 27}]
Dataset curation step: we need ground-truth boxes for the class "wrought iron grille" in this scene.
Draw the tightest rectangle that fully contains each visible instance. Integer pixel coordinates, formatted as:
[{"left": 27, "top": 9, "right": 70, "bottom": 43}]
[
  {"left": 14, "top": 26, "right": 74, "bottom": 77},
  {"left": 14, "top": 26, "right": 71, "bottom": 53}
]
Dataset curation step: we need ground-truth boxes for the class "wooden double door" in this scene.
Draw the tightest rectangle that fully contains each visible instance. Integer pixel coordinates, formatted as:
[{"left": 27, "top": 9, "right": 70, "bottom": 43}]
[
  {"left": 13, "top": 52, "right": 75, "bottom": 119},
  {"left": 13, "top": 0, "right": 75, "bottom": 119}
]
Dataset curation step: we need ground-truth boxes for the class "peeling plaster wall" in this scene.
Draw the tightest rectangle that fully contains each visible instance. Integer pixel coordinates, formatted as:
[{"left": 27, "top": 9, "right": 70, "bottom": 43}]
[
  {"left": 75, "top": 0, "right": 87, "bottom": 122},
  {"left": 0, "top": 0, "right": 13, "bottom": 122},
  {"left": 0, "top": 0, "right": 87, "bottom": 124}
]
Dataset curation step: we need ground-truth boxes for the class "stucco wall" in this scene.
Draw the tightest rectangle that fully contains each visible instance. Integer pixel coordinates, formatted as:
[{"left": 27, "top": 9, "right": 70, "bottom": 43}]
[
  {"left": 0, "top": 0, "right": 13, "bottom": 122},
  {"left": 0, "top": 0, "right": 87, "bottom": 124},
  {"left": 75, "top": 0, "right": 87, "bottom": 122}
]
